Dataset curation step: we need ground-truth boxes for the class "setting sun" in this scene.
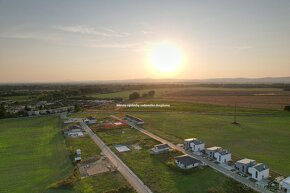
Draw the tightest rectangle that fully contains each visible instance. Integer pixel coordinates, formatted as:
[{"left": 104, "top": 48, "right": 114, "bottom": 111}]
[{"left": 148, "top": 41, "right": 183, "bottom": 75}]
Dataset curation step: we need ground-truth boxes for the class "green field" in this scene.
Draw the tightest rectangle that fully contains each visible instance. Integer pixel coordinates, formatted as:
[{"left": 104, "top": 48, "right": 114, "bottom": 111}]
[
  {"left": 128, "top": 111, "right": 290, "bottom": 176},
  {"left": 0, "top": 116, "right": 73, "bottom": 193},
  {"left": 87, "top": 87, "right": 282, "bottom": 100},
  {"left": 96, "top": 126, "right": 255, "bottom": 193},
  {"left": 65, "top": 136, "right": 101, "bottom": 160}
]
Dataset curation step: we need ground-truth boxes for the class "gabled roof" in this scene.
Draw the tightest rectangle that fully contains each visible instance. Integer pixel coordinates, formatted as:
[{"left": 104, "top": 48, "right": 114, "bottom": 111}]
[
  {"left": 154, "top": 144, "right": 170, "bottom": 150},
  {"left": 68, "top": 125, "right": 81, "bottom": 130},
  {"left": 175, "top": 155, "right": 199, "bottom": 167},
  {"left": 252, "top": 163, "right": 269, "bottom": 172}
]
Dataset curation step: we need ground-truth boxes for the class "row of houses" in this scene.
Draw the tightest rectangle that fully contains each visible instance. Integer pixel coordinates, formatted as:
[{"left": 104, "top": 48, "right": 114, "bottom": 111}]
[
  {"left": 27, "top": 106, "right": 75, "bottom": 116},
  {"left": 184, "top": 137, "right": 270, "bottom": 182}
]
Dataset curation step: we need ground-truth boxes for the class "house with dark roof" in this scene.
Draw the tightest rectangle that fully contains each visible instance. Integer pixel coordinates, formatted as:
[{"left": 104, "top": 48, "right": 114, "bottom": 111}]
[
  {"left": 151, "top": 144, "right": 170, "bottom": 154},
  {"left": 248, "top": 163, "right": 269, "bottom": 181},
  {"left": 214, "top": 149, "right": 231, "bottom": 163},
  {"left": 175, "top": 155, "right": 199, "bottom": 169},
  {"left": 235, "top": 158, "right": 256, "bottom": 174}
]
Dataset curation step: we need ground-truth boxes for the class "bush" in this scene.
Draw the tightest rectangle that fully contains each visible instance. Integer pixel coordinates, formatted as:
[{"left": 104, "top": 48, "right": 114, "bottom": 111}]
[{"left": 284, "top": 105, "right": 290, "bottom": 111}]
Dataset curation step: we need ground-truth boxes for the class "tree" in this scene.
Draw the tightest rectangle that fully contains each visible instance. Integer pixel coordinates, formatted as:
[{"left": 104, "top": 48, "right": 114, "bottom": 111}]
[
  {"left": 148, "top": 90, "right": 155, "bottom": 97},
  {"left": 142, "top": 93, "right": 148, "bottom": 98},
  {"left": 129, "top": 92, "right": 140, "bottom": 100},
  {"left": 284, "top": 105, "right": 290, "bottom": 111}
]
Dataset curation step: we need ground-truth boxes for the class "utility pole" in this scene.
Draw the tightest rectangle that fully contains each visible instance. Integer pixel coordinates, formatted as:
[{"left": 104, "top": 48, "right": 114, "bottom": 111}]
[{"left": 232, "top": 103, "right": 239, "bottom": 125}]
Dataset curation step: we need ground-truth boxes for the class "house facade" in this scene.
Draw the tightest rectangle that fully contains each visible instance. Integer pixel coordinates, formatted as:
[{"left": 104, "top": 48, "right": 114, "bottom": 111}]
[
  {"left": 151, "top": 144, "right": 170, "bottom": 154},
  {"left": 190, "top": 139, "right": 205, "bottom": 152},
  {"left": 175, "top": 155, "right": 199, "bottom": 169},
  {"left": 184, "top": 138, "right": 197, "bottom": 150},
  {"left": 280, "top": 177, "right": 290, "bottom": 193},
  {"left": 206, "top": 146, "right": 222, "bottom": 159},
  {"left": 85, "top": 116, "right": 97, "bottom": 124},
  {"left": 235, "top": 158, "right": 256, "bottom": 174},
  {"left": 248, "top": 163, "right": 269, "bottom": 181},
  {"left": 214, "top": 150, "right": 231, "bottom": 163}
]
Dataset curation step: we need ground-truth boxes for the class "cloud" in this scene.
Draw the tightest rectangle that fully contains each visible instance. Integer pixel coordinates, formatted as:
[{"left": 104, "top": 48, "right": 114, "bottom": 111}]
[
  {"left": 55, "top": 25, "right": 129, "bottom": 37},
  {"left": 0, "top": 33, "right": 61, "bottom": 41},
  {"left": 90, "top": 43, "right": 136, "bottom": 49}
]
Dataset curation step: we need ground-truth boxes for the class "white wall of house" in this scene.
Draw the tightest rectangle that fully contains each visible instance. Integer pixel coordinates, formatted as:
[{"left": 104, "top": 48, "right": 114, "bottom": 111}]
[
  {"left": 214, "top": 152, "right": 231, "bottom": 163},
  {"left": 190, "top": 143, "right": 205, "bottom": 152},
  {"left": 175, "top": 160, "right": 198, "bottom": 169},
  {"left": 248, "top": 167, "right": 269, "bottom": 181}
]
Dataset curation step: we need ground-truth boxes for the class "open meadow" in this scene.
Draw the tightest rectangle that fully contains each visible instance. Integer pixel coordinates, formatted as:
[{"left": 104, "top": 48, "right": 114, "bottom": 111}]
[{"left": 0, "top": 116, "right": 73, "bottom": 193}]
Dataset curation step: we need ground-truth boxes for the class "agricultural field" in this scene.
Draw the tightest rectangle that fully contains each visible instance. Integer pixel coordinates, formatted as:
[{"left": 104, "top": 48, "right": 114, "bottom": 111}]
[
  {"left": 88, "top": 86, "right": 289, "bottom": 110},
  {"left": 128, "top": 111, "right": 290, "bottom": 176},
  {"left": 95, "top": 125, "right": 255, "bottom": 193},
  {"left": 0, "top": 116, "right": 73, "bottom": 193}
]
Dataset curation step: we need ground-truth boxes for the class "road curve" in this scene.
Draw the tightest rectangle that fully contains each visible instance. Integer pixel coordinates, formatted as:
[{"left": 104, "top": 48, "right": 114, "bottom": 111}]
[
  {"left": 111, "top": 115, "right": 272, "bottom": 193},
  {"left": 80, "top": 122, "right": 153, "bottom": 193}
]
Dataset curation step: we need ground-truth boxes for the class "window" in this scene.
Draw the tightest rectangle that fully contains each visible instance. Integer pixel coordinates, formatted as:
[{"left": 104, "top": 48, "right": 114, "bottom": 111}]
[{"left": 255, "top": 171, "right": 258, "bottom": 179}]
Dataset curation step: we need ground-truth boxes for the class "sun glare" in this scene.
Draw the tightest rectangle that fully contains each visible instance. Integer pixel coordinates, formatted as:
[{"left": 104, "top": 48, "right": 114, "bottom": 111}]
[{"left": 148, "top": 41, "right": 183, "bottom": 75}]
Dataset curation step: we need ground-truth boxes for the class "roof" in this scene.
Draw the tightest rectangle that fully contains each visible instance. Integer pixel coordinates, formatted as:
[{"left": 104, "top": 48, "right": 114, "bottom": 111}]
[
  {"left": 253, "top": 163, "right": 269, "bottom": 172},
  {"left": 154, "top": 144, "right": 170, "bottom": 150},
  {"left": 206, "top": 146, "right": 221, "bottom": 151},
  {"left": 216, "top": 150, "right": 231, "bottom": 156},
  {"left": 68, "top": 125, "right": 81, "bottom": 130},
  {"left": 236, "top": 158, "right": 255, "bottom": 165},
  {"left": 192, "top": 140, "right": 204, "bottom": 145},
  {"left": 175, "top": 155, "right": 199, "bottom": 167},
  {"left": 184, "top": 138, "right": 197, "bottom": 142},
  {"left": 282, "top": 176, "right": 290, "bottom": 184},
  {"left": 87, "top": 116, "right": 96, "bottom": 120}
]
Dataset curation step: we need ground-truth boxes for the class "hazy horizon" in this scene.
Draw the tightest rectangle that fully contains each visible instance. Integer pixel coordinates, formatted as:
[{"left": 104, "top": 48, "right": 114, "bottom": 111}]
[{"left": 1, "top": 0, "right": 290, "bottom": 83}]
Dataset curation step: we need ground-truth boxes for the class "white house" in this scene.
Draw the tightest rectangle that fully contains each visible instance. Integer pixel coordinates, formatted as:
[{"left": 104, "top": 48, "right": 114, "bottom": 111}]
[
  {"left": 280, "top": 177, "right": 290, "bottom": 193},
  {"left": 214, "top": 150, "right": 231, "bottom": 163},
  {"left": 175, "top": 155, "right": 199, "bottom": 169},
  {"left": 190, "top": 139, "right": 205, "bottom": 152},
  {"left": 235, "top": 158, "right": 256, "bottom": 174},
  {"left": 248, "top": 163, "right": 269, "bottom": 181},
  {"left": 184, "top": 138, "right": 197, "bottom": 150},
  {"left": 84, "top": 116, "right": 97, "bottom": 124},
  {"left": 206, "top": 146, "right": 222, "bottom": 159},
  {"left": 151, "top": 144, "right": 170, "bottom": 154}
]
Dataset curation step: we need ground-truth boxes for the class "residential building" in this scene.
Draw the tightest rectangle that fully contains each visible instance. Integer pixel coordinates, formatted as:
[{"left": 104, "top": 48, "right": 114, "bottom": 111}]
[
  {"left": 183, "top": 138, "right": 197, "bottom": 150},
  {"left": 280, "top": 176, "right": 290, "bottom": 193},
  {"left": 248, "top": 163, "right": 269, "bottom": 181},
  {"left": 175, "top": 155, "right": 199, "bottom": 169},
  {"left": 235, "top": 158, "right": 256, "bottom": 174},
  {"left": 190, "top": 139, "right": 205, "bottom": 152},
  {"left": 214, "top": 149, "right": 231, "bottom": 163},
  {"left": 206, "top": 146, "right": 222, "bottom": 159},
  {"left": 84, "top": 116, "right": 97, "bottom": 124},
  {"left": 151, "top": 144, "right": 170, "bottom": 154}
]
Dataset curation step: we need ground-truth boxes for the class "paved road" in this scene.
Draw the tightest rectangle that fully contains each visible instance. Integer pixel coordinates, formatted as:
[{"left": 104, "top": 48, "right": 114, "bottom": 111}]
[
  {"left": 111, "top": 115, "right": 273, "bottom": 193},
  {"left": 80, "top": 122, "right": 153, "bottom": 193}
]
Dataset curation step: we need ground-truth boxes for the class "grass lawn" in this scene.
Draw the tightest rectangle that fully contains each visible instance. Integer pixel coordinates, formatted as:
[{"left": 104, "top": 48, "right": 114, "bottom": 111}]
[
  {"left": 129, "top": 111, "right": 290, "bottom": 176},
  {"left": 95, "top": 126, "right": 255, "bottom": 193},
  {"left": 0, "top": 116, "right": 73, "bottom": 193},
  {"left": 65, "top": 136, "right": 101, "bottom": 160}
]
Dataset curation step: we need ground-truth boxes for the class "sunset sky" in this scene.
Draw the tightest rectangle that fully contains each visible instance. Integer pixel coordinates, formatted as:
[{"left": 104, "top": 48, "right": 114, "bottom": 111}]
[{"left": 0, "top": 0, "right": 290, "bottom": 83}]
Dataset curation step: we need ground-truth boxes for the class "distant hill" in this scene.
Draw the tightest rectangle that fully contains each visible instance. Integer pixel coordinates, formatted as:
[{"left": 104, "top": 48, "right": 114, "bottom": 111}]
[{"left": 91, "top": 77, "right": 290, "bottom": 84}]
